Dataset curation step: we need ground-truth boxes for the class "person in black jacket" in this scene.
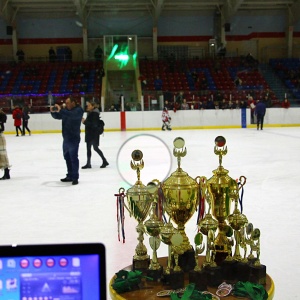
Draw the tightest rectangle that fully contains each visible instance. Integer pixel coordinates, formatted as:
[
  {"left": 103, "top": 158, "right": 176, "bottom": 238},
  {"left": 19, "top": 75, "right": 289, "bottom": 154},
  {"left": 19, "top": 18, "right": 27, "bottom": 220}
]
[
  {"left": 255, "top": 100, "right": 267, "bottom": 130},
  {"left": 0, "top": 108, "right": 10, "bottom": 180},
  {"left": 81, "top": 101, "right": 108, "bottom": 169},
  {"left": 22, "top": 104, "right": 31, "bottom": 136},
  {"left": 50, "top": 96, "right": 84, "bottom": 185}
]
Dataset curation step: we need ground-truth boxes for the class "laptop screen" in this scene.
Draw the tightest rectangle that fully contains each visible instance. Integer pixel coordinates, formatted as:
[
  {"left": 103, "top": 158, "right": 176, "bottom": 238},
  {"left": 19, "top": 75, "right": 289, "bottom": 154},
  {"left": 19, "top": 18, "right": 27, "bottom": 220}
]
[{"left": 0, "top": 243, "right": 106, "bottom": 300}]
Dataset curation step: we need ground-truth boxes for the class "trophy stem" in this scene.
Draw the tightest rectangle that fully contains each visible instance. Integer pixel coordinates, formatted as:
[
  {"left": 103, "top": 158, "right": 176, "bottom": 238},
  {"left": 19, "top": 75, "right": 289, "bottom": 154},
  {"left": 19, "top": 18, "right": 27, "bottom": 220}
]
[
  {"left": 173, "top": 251, "right": 181, "bottom": 272},
  {"left": 214, "top": 222, "right": 231, "bottom": 264},
  {"left": 177, "top": 224, "right": 192, "bottom": 252},
  {"left": 134, "top": 222, "right": 149, "bottom": 259},
  {"left": 148, "top": 238, "right": 161, "bottom": 270},
  {"left": 165, "top": 245, "right": 172, "bottom": 274},
  {"left": 233, "top": 230, "right": 242, "bottom": 261}
]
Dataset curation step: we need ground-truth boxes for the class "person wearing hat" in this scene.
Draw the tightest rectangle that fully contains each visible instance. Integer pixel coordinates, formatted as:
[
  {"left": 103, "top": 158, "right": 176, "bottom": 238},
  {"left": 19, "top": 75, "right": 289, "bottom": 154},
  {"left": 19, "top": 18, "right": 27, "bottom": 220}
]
[{"left": 0, "top": 108, "right": 10, "bottom": 180}]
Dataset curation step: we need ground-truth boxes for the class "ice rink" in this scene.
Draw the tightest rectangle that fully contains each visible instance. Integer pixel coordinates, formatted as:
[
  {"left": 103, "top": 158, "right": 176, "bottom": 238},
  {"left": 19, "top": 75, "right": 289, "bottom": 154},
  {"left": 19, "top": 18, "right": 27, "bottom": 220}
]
[{"left": 1, "top": 127, "right": 299, "bottom": 299}]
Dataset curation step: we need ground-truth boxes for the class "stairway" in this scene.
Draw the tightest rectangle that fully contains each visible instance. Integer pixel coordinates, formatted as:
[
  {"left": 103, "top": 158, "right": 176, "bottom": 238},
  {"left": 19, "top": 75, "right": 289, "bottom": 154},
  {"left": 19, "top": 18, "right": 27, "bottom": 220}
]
[{"left": 259, "top": 64, "right": 288, "bottom": 101}]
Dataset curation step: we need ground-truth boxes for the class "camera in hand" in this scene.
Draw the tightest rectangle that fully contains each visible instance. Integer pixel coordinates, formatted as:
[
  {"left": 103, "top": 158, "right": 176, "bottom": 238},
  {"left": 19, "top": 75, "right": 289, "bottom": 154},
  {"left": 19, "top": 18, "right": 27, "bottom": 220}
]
[{"left": 52, "top": 106, "right": 58, "bottom": 112}]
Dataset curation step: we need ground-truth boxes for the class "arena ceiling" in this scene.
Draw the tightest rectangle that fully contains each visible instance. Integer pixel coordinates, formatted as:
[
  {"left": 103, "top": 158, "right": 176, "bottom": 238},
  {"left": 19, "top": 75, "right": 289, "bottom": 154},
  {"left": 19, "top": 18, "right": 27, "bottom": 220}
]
[{"left": 1, "top": 0, "right": 300, "bottom": 25}]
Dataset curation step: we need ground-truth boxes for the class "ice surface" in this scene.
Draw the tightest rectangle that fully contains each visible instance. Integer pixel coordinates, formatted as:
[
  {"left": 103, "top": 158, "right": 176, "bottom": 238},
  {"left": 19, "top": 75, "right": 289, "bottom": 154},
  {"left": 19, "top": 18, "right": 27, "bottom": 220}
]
[{"left": 1, "top": 127, "right": 299, "bottom": 299}]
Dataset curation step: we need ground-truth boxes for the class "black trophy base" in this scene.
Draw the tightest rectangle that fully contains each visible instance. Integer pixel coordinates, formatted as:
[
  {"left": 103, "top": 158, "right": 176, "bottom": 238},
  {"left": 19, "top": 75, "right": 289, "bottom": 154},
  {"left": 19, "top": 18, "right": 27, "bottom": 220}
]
[
  {"left": 189, "top": 269, "right": 207, "bottom": 291},
  {"left": 221, "top": 259, "right": 237, "bottom": 283},
  {"left": 249, "top": 264, "right": 267, "bottom": 285},
  {"left": 163, "top": 270, "right": 185, "bottom": 290},
  {"left": 215, "top": 251, "right": 229, "bottom": 266},
  {"left": 178, "top": 248, "right": 196, "bottom": 272},
  {"left": 205, "top": 265, "right": 223, "bottom": 287},
  {"left": 235, "top": 261, "right": 250, "bottom": 282},
  {"left": 146, "top": 266, "right": 163, "bottom": 282},
  {"left": 132, "top": 257, "right": 150, "bottom": 272}
]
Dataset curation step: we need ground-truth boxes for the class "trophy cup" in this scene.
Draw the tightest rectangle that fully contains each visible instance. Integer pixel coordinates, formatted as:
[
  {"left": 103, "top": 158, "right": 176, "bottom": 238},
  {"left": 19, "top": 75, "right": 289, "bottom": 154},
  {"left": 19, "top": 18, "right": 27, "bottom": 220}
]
[
  {"left": 207, "top": 136, "right": 244, "bottom": 265},
  {"left": 162, "top": 137, "right": 199, "bottom": 272},
  {"left": 124, "top": 150, "right": 153, "bottom": 271},
  {"left": 144, "top": 183, "right": 164, "bottom": 281}
]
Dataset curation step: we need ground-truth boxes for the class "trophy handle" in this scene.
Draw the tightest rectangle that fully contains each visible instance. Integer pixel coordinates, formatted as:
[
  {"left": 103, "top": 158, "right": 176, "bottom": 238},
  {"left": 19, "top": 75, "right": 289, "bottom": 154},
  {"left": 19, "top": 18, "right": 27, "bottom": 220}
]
[
  {"left": 238, "top": 176, "right": 247, "bottom": 190},
  {"left": 118, "top": 187, "right": 132, "bottom": 217}
]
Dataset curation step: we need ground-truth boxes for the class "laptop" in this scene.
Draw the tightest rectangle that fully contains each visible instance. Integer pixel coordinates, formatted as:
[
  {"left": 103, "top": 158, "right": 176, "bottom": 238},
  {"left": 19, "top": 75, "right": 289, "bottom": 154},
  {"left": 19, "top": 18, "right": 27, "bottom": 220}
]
[{"left": 0, "top": 243, "right": 106, "bottom": 300}]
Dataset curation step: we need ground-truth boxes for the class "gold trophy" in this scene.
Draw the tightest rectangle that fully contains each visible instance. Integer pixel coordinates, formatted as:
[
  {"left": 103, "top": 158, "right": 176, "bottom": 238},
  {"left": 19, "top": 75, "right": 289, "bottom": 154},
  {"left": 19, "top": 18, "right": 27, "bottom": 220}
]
[
  {"left": 160, "top": 219, "right": 176, "bottom": 275},
  {"left": 162, "top": 137, "right": 199, "bottom": 272},
  {"left": 198, "top": 189, "right": 218, "bottom": 268},
  {"left": 144, "top": 182, "right": 164, "bottom": 280},
  {"left": 227, "top": 176, "right": 248, "bottom": 262},
  {"left": 207, "top": 136, "right": 245, "bottom": 265},
  {"left": 198, "top": 189, "right": 222, "bottom": 287},
  {"left": 224, "top": 176, "right": 247, "bottom": 281},
  {"left": 189, "top": 231, "right": 207, "bottom": 291},
  {"left": 246, "top": 225, "right": 267, "bottom": 285},
  {"left": 124, "top": 150, "right": 153, "bottom": 271}
]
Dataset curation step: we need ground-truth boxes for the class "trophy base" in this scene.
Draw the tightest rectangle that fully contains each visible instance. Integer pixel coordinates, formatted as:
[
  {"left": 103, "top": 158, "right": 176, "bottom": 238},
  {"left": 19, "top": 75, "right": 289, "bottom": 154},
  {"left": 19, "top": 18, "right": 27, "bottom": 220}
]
[
  {"left": 162, "top": 270, "right": 185, "bottom": 290},
  {"left": 215, "top": 251, "right": 229, "bottom": 266},
  {"left": 221, "top": 259, "right": 237, "bottom": 282},
  {"left": 248, "top": 257, "right": 257, "bottom": 265},
  {"left": 235, "top": 261, "right": 250, "bottom": 282},
  {"left": 178, "top": 248, "right": 196, "bottom": 272},
  {"left": 189, "top": 269, "right": 207, "bottom": 291},
  {"left": 132, "top": 257, "right": 150, "bottom": 272},
  {"left": 146, "top": 266, "right": 163, "bottom": 282},
  {"left": 249, "top": 264, "right": 266, "bottom": 285},
  {"left": 205, "top": 265, "right": 223, "bottom": 287}
]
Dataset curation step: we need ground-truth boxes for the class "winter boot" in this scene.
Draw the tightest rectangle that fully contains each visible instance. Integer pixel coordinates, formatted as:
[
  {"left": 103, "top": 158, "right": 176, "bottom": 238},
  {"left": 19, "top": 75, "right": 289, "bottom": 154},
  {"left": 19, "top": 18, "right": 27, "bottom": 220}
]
[
  {"left": 81, "top": 164, "right": 91, "bottom": 169},
  {"left": 100, "top": 160, "right": 109, "bottom": 168},
  {"left": 0, "top": 168, "right": 10, "bottom": 180},
  {"left": 81, "top": 158, "right": 91, "bottom": 169}
]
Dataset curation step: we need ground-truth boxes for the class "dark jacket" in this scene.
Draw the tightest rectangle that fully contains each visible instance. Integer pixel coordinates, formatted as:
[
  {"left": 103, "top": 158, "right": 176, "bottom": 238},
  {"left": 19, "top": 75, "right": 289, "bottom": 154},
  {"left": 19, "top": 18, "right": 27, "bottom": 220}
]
[
  {"left": 51, "top": 105, "right": 84, "bottom": 142},
  {"left": 0, "top": 111, "right": 7, "bottom": 132},
  {"left": 83, "top": 108, "right": 100, "bottom": 144},
  {"left": 255, "top": 101, "right": 266, "bottom": 116}
]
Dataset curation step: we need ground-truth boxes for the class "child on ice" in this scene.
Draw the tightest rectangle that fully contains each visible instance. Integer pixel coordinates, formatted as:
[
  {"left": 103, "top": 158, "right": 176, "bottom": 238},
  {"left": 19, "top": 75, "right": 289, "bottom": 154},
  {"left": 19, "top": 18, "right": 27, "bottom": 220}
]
[{"left": 161, "top": 107, "right": 172, "bottom": 131}]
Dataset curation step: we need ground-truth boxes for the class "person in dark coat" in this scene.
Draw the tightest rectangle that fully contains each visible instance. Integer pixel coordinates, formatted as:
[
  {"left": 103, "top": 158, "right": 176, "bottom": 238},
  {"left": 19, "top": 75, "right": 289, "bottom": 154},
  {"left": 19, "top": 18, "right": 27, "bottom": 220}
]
[
  {"left": 22, "top": 104, "right": 31, "bottom": 136},
  {"left": 50, "top": 96, "right": 84, "bottom": 185},
  {"left": 81, "top": 101, "right": 108, "bottom": 169},
  {"left": 255, "top": 100, "right": 267, "bottom": 130}
]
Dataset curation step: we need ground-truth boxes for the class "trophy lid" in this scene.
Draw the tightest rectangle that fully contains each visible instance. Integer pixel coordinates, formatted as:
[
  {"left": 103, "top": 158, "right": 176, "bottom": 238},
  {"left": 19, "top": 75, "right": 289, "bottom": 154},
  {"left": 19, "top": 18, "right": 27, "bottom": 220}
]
[
  {"left": 208, "top": 136, "right": 236, "bottom": 187},
  {"left": 127, "top": 149, "right": 149, "bottom": 195}
]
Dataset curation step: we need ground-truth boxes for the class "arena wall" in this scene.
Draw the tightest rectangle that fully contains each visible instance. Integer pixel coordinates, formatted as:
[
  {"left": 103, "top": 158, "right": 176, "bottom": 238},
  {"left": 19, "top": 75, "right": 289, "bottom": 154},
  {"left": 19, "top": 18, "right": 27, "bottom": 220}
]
[{"left": 3, "top": 108, "right": 300, "bottom": 134}]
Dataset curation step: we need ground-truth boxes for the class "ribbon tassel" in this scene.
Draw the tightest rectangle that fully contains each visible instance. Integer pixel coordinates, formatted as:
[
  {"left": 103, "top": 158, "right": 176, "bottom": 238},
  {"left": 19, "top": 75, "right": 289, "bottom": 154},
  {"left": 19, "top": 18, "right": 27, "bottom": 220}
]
[{"left": 115, "top": 192, "right": 126, "bottom": 243}]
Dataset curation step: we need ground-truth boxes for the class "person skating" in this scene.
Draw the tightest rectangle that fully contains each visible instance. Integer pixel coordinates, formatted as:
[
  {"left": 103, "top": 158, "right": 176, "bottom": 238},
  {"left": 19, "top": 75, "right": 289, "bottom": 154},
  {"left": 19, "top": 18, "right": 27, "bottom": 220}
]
[{"left": 161, "top": 107, "right": 172, "bottom": 131}]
